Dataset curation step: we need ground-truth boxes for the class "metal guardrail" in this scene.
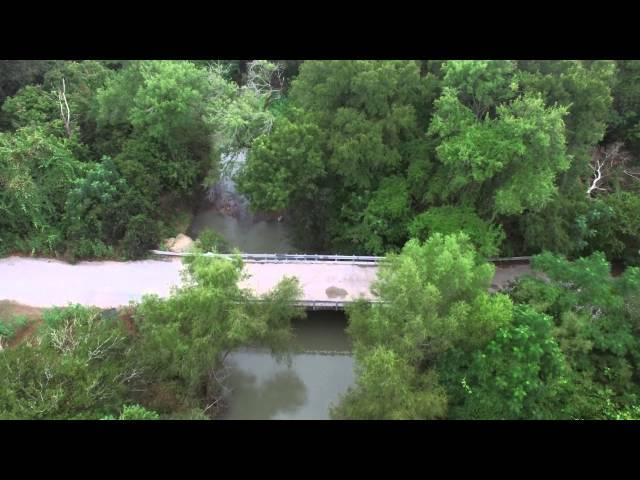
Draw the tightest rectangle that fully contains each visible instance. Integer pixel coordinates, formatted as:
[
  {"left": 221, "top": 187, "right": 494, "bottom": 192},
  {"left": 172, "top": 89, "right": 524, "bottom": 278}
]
[
  {"left": 297, "top": 300, "right": 384, "bottom": 310},
  {"left": 487, "top": 256, "right": 533, "bottom": 263},
  {"left": 150, "top": 251, "right": 384, "bottom": 264},
  {"left": 150, "top": 250, "right": 532, "bottom": 265},
  {"left": 245, "top": 298, "right": 384, "bottom": 311}
]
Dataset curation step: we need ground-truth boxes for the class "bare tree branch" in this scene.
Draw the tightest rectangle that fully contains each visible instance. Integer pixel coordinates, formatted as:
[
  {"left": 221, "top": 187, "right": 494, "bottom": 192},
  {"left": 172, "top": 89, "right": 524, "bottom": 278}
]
[
  {"left": 244, "top": 60, "right": 283, "bottom": 106},
  {"left": 587, "top": 142, "right": 633, "bottom": 198},
  {"left": 57, "top": 78, "right": 72, "bottom": 138}
]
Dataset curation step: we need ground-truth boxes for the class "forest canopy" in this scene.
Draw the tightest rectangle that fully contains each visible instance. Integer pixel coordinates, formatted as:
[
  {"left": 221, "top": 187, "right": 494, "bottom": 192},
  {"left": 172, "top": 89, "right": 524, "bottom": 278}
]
[
  {"left": 1, "top": 60, "right": 638, "bottom": 264},
  {"left": 1, "top": 59, "right": 639, "bottom": 420}
]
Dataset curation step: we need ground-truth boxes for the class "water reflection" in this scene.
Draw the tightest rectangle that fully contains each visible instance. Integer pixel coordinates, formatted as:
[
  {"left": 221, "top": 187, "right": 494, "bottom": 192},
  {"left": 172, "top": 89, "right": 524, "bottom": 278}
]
[
  {"left": 222, "top": 313, "right": 355, "bottom": 420},
  {"left": 223, "top": 367, "right": 308, "bottom": 420},
  {"left": 222, "top": 351, "right": 354, "bottom": 420}
]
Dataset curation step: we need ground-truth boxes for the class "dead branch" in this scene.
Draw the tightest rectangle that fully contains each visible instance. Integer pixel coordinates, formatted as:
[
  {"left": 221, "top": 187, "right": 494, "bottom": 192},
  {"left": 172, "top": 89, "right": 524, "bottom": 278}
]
[
  {"left": 244, "top": 60, "right": 283, "bottom": 104},
  {"left": 57, "top": 78, "right": 72, "bottom": 138},
  {"left": 587, "top": 142, "right": 632, "bottom": 198}
]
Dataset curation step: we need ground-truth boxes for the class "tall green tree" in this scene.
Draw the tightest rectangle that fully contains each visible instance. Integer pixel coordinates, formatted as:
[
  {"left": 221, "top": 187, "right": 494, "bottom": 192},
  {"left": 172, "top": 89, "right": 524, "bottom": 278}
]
[
  {"left": 451, "top": 305, "right": 570, "bottom": 419},
  {"left": 409, "top": 205, "right": 505, "bottom": 258},
  {"left": 238, "top": 60, "right": 437, "bottom": 252},
  {"left": 428, "top": 60, "right": 571, "bottom": 218},
  {"left": 510, "top": 252, "right": 640, "bottom": 418},
  {"left": 332, "top": 233, "right": 513, "bottom": 419},
  {"left": 0, "top": 126, "right": 85, "bottom": 255}
]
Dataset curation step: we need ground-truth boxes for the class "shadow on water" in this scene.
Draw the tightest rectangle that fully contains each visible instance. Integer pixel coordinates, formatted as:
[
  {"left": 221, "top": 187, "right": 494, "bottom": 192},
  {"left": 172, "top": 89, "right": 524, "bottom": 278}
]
[
  {"left": 222, "top": 311, "right": 355, "bottom": 420},
  {"left": 222, "top": 368, "right": 308, "bottom": 420}
]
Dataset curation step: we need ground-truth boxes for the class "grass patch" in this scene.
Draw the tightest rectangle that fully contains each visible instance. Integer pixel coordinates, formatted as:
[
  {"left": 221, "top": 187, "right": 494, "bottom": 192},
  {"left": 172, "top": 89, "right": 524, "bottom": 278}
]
[{"left": 0, "top": 301, "right": 44, "bottom": 347}]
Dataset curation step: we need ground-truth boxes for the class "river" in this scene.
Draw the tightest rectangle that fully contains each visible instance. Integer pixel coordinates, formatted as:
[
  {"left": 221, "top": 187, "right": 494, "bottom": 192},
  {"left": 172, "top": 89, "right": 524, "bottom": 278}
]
[
  {"left": 191, "top": 154, "right": 356, "bottom": 419},
  {"left": 222, "top": 312, "right": 354, "bottom": 420}
]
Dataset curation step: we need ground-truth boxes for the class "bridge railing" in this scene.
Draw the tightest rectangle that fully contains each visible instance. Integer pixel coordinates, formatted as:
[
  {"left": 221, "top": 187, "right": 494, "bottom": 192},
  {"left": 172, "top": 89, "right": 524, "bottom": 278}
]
[
  {"left": 241, "top": 298, "right": 385, "bottom": 310},
  {"left": 151, "top": 250, "right": 532, "bottom": 265},
  {"left": 150, "top": 250, "right": 384, "bottom": 264}
]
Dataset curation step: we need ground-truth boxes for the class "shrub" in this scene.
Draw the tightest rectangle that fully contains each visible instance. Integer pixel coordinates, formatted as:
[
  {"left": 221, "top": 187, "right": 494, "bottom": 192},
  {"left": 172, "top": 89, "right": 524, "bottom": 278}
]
[
  {"left": 102, "top": 404, "right": 160, "bottom": 420},
  {"left": 0, "top": 305, "right": 138, "bottom": 419},
  {"left": 409, "top": 206, "right": 505, "bottom": 258},
  {"left": 195, "top": 228, "right": 229, "bottom": 253},
  {"left": 121, "top": 214, "right": 160, "bottom": 260}
]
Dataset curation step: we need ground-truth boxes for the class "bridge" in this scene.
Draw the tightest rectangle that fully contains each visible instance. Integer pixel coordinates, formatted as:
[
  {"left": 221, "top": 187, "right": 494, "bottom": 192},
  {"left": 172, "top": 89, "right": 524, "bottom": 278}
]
[
  {"left": 0, "top": 253, "right": 532, "bottom": 310},
  {"left": 150, "top": 251, "right": 382, "bottom": 310},
  {"left": 150, "top": 251, "right": 533, "bottom": 310}
]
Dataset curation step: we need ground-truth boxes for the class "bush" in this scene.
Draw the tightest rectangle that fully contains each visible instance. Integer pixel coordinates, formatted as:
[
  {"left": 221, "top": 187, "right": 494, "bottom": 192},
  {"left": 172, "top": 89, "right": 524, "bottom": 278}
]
[
  {"left": 409, "top": 206, "right": 505, "bottom": 258},
  {"left": 0, "top": 305, "right": 138, "bottom": 420},
  {"left": 0, "top": 315, "right": 28, "bottom": 346},
  {"left": 195, "top": 228, "right": 229, "bottom": 253},
  {"left": 121, "top": 214, "right": 160, "bottom": 260},
  {"left": 102, "top": 404, "right": 160, "bottom": 420},
  {"left": 583, "top": 192, "right": 640, "bottom": 265}
]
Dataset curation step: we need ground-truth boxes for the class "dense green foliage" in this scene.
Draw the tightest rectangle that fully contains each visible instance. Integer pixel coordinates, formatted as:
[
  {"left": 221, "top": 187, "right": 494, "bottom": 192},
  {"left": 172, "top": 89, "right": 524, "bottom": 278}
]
[
  {"left": 0, "top": 255, "right": 303, "bottom": 419},
  {"left": 0, "top": 305, "right": 138, "bottom": 419},
  {"left": 2, "top": 60, "right": 640, "bottom": 420},
  {"left": 237, "top": 60, "right": 640, "bottom": 264},
  {"left": 0, "top": 60, "right": 282, "bottom": 260},
  {"left": 195, "top": 227, "right": 230, "bottom": 253},
  {"left": 332, "top": 233, "right": 513, "bottom": 419},
  {"left": 509, "top": 252, "right": 640, "bottom": 418},
  {"left": 2, "top": 59, "right": 638, "bottom": 263},
  {"left": 408, "top": 206, "right": 505, "bottom": 258},
  {"left": 133, "top": 254, "right": 303, "bottom": 414},
  {"left": 102, "top": 404, "right": 160, "bottom": 420},
  {"left": 334, "top": 235, "right": 640, "bottom": 419}
]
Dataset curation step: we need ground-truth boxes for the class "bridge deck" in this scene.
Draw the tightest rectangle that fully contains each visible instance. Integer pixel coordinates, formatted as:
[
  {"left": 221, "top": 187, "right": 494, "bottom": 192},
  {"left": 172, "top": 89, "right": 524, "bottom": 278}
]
[
  {"left": 242, "top": 262, "right": 377, "bottom": 305},
  {"left": 0, "top": 255, "right": 532, "bottom": 310}
]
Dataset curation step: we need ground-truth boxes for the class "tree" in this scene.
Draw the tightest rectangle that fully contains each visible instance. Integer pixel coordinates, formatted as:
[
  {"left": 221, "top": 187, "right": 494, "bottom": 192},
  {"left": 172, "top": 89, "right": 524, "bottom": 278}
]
[
  {"left": 518, "top": 60, "right": 616, "bottom": 163},
  {"left": 133, "top": 254, "right": 304, "bottom": 415},
  {"left": 102, "top": 404, "right": 160, "bottom": 420},
  {"left": 63, "top": 156, "right": 148, "bottom": 259},
  {"left": 333, "top": 233, "right": 513, "bottom": 419},
  {"left": 428, "top": 61, "right": 571, "bottom": 217},
  {"left": 95, "top": 61, "right": 213, "bottom": 197},
  {"left": 516, "top": 187, "right": 591, "bottom": 257},
  {"left": 606, "top": 60, "right": 640, "bottom": 153},
  {"left": 0, "top": 126, "right": 85, "bottom": 255},
  {"left": 510, "top": 252, "right": 640, "bottom": 418},
  {"left": 451, "top": 305, "right": 570, "bottom": 419},
  {"left": 409, "top": 206, "right": 505, "bottom": 258},
  {"left": 586, "top": 142, "right": 633, "bottom": 198},
  {"left": 237, "top": 60, "right": 436, "bottom": 253},
  {"left": 1, "top": 85, "right": 61, "bottom": 134},
  {"left": 0, "top": 60, "right": 58, "bottom": 107},
  {"left": 582, "top": 191, "right": 640, "bottom": 265},
  {"left": 331, "top": 346, "right": 447, "bottom": 420},
  {"left": 333, "top": 176, "right": 412, "bottom": 255},
  {"left": 42, "top": 60, "right": 113, "bottom": 150}
]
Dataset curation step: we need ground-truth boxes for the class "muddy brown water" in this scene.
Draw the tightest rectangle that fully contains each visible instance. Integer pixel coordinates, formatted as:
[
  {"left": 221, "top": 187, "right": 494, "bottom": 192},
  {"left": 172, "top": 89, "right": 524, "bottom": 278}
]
[
  {"left": 188, "top": 208, "right": 296, "bottom": 254},
  {"left": 221, "top": 312, "right": 355, "bottom": 420}
]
